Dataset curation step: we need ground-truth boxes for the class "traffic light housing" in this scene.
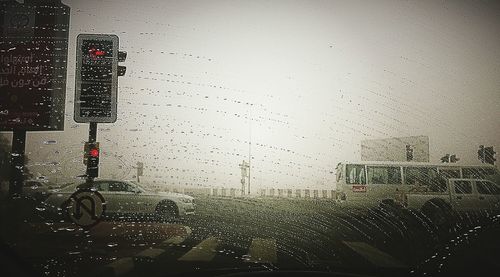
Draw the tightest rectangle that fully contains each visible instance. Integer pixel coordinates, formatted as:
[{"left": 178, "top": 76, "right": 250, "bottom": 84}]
[
  {"left": 440, "top": 154, "right": 450, "bottom": 163},
  {"left": 405, "top": 145, "right": 413, "bottom": 162},
  {"left": 478, "top": 145, "right": 496, "bottom": 165},
  {"left": 85, "top": 142, "right": 100, "bottom": 178},
  {"left": 74, "top": 34, "right": 126, "bottom": 123},
  {"left": 478, "top": 145, "right": 485, "bottom": 163},
  {"left": 484, "top": 146, "right": 496, "bottom": 165}
]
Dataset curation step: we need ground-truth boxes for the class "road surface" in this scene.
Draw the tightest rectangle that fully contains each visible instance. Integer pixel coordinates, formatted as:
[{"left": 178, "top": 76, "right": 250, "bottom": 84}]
[{"left": 1, "top": 195, "right": 499, "bottom": 277}]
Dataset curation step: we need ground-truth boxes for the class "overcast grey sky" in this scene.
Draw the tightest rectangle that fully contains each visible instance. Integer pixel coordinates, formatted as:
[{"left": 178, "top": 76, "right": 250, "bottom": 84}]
[{"left": 2, "top": 0, "right": 500, "bottom": 189}]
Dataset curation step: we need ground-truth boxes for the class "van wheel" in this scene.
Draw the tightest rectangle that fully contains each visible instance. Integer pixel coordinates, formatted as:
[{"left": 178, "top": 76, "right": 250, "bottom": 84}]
[
  {"left": 421, "top": 200, "right": 454, "bottom": 233},
  {"left": 155, "top": 201, "right": 178, "bottom": 222}
]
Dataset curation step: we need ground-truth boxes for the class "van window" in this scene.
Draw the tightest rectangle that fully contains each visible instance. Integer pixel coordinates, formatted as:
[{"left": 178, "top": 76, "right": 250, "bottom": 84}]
[
  {"left": 476, "top": 181, "right": 500, "bottom": 195},
  {"left": 454, "top": 180, "right": 472, "bottom": 194},
  {"left": 462, "top": 168, "right": 495, "bottom": 179},
  {"left": 367, "top": 166, "right": 401, "bottom": 185},
  {"left": 346, "top": 164, "right": 366, "bottom": 184},
  {"left": 404, "top": 167, "right": 438, "bottom": 185},
  {"left": 428, "top": 176, "right": 447, "bottom": 192},
  {"left": 438, "top": 168, "right": 460, "bottom": 178}
]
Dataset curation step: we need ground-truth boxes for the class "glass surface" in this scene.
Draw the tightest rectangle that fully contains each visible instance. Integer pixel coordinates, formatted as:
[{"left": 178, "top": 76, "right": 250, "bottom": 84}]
[
  {"left": 404, "top": 167, "right": 438, "bottom": 185},
  {"left": 438, "top": 168, "right": 461, "bottom": 179},
  {"left": 454, "top": 180, "right": 473, "bottom": 194},
  {"left": 367, "top": 166, "right": 402, "bottom": 185},
  {"left": 346, "top": 164, "right": 366, "bottom": 184},
  {"left": 1, "top": 1, "right": 500, "bottom": 277},
  {"left": 477, "top": 181, "right": 500, "bottom": 195}
]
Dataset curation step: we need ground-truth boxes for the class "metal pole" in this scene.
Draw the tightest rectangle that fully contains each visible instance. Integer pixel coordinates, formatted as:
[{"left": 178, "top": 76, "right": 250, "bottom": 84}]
[
  {"left": 86, "top": 122, "right": 97, "bottom": 185},
  {"left": 88, "top": 122, "right": 97, "bottom": 143},
  {"left": 248, "top": 107, "right": 251, "bottom": 195},
  {"left": 9, "top": 129, "right": 27, "bottom": 197}
]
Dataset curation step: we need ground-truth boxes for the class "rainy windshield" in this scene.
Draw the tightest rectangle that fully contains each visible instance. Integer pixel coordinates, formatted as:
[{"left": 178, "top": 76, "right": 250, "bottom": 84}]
[{"left": 1, "top": 1, "right": 500, "bottom": 277}]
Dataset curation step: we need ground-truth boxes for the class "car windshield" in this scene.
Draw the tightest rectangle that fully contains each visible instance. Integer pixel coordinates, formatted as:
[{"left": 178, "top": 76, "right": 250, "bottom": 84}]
[
  {"left": 1, "top": 1, "right": 500, "bottom": 277},
  {"left": 128, "top": 181, "right": 147, "bottom": 192}
]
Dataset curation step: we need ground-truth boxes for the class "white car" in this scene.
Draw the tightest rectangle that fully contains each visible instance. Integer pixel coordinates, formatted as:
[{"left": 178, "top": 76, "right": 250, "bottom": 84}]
[{"left": 44, "top": 179, "right": 195, "bottom": 220}]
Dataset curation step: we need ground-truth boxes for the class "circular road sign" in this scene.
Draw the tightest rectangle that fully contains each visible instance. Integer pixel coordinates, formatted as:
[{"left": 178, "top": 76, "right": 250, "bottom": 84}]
[{"left": 65, "top": 189, "right": 106, "bottom": 228}]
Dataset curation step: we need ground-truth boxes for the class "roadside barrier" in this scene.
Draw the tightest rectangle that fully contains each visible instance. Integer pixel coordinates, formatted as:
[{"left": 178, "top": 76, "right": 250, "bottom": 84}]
[{"left": 147, "top": 185, "right": 337, "bottom": 199}]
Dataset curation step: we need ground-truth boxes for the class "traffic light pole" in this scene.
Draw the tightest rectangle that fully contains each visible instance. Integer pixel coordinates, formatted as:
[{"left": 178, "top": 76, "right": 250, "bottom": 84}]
[
  {"left": 8, "top": 129, "right": 26, "bottom": 197},
  {"left": 86, "top": 122, "right": 98, "bottom": 185}
]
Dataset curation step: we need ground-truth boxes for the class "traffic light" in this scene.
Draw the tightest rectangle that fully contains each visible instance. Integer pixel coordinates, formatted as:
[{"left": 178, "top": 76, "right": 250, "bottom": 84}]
[
  {"left": 74, "top": 34, "right": 127, "bottom": 123},
  {"left": 440, "top": 154, "right": 450, "bottom": 163},
  {"left": 85, "top": 142, "right": 100, "bottom": 178},
  {"left": 450, "top": 154, "right": 459, "bottom": 163},
  {"left": 484, "top": 146, "right": 496, "bottom": 165},
  {"left": 405, "top": 145, "right": 413, "bottom": 162},
  {"left": 478, "top": 145, "right": 485, "bottom": 163}
]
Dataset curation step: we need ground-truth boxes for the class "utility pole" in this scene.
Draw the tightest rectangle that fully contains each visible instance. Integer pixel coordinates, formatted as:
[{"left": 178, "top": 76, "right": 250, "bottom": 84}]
[
  {"left": 239, "top": 160, "right": 249, "bottom": 196},
  {"left": 136, "top": 162, "right": 143, "bottom": 182},
  {"left": 247, "top": 105, "right": 253, "bottom": 195}
]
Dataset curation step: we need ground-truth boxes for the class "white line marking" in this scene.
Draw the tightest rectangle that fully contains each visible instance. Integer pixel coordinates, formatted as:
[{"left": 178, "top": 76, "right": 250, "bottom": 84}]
[
  {"left": 161, "top": 235, "right": 187, "bottom": 246},
  {"left": 160, "top": 226, "right": 191, "bottom": 246},
  {"left": 178, "top": 237, "right": 219, "bottom": 262},
  {"left": 102, "top": 225, "right": 192, "bottom": 275},
  {"left": 343, "top": 241, "right": 406, "bottom": 268},
  {"left": 245, "top": 238, "right": 277, "bottom": 263},
  {"left": 136, "top": 248, "right": 165, "bottom": 259},
  {"left": 107, "top": 257, "right": 134, "bottom": 276}
]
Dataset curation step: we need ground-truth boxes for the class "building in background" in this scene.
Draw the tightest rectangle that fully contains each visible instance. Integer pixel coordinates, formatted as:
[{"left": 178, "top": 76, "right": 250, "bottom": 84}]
[{"left": 361, "top": 136, "right": 430, "bottom": 162}]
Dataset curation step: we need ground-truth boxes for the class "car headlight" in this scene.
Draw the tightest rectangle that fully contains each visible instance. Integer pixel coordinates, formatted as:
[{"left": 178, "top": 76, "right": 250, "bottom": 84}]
[{"left": 180, "top": 198, "right": 193, "bottom": 203}]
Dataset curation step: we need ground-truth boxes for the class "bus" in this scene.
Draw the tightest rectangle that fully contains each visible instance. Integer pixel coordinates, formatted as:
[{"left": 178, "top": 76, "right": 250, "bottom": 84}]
[{"left": 335, "top": 161, "right": 500, "bottom": 208}]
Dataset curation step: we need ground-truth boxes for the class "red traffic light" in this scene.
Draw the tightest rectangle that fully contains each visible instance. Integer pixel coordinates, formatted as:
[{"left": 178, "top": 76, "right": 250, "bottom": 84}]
[
  {"left": 88, "top": 47, "right": 106, "bottom": 58},
  {"left": 89, "top": 148, "right": 99, "bottom": 158}
]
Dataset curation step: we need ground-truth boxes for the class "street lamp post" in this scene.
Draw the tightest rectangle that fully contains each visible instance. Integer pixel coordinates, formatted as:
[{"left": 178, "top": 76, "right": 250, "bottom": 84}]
[
  {"left": 248, "top": 107, "right": 251, "bottom": 195},
  {"left": 239, "top": 160, "right": 249, "bottom": 196}
]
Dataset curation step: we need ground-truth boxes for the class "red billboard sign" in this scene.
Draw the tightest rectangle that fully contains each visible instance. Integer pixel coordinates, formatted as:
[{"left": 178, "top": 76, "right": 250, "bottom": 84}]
[{"left": 352, "top": 185, "right": 367, "bottom": 193}]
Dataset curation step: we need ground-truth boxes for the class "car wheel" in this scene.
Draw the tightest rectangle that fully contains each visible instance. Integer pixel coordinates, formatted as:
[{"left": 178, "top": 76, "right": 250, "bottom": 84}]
[{"left": 155, "top": 201, "right": 178, "bottom": 222}]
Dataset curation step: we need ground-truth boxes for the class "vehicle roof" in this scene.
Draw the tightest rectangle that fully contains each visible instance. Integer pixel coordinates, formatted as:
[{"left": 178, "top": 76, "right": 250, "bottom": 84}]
[
  {"left": 77, "top": 179, "right": 132, "bottom": 183},
  {"left": 337, "top": 161, "right": 498, "bottom": 168},
  {"left": 448, "top": 178, "right": 498, "bottom": 182}
]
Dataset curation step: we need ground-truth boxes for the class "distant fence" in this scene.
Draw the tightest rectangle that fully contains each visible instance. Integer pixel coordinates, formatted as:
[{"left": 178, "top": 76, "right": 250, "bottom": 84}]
[
  {"left": 257, "top": 188, "right": 337, "bottom": 199},
  {"left": 147, "top": 185, "right": 337, "bottom": 200}
]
